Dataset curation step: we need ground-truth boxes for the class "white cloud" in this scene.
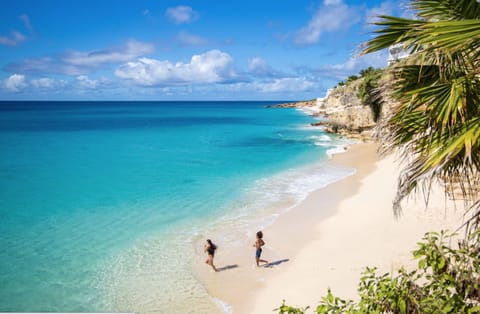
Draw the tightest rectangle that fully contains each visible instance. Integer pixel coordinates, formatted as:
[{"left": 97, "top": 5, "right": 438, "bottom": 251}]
[
  {"left": 19, "top": 14, "right": 33, "bottom": 32},
  {"left": 255, "top": 77, "right": 315, "bottom": 93},
  {"left": 31, "top": 77, "right": 67, "bottom": 89},
  {"left": 76, "top": 75, "right": 109, "bottom": 89},
  {"left": 248, "top": 57, "right": 268, "bottom": 73},
  {"left": 64, "top": 39, "right": 154, "bottom": 67},
  {"left": 365, "top": 1, "right": 396, "bottom": 25},
  {"left": 247, "top": 57, "right": 285, "bottom": 78},
  {"left": 166, "top": 6, "right": 199, "bottom": 24},
  {"left": 0, "top": 31, "right": 26, "bottom": 46},
  {"left": 295, "top": 0, "right": 360, "bottom": 44},
  {"left": 5, "top": 39, "right": 154, "bottom": 75},
  {"left": 177, "top": 31, "right": 207, "bottom": 46},
  {"left": 324, "top": 0, "right": 342, "bottom": 5},
  {"left": 320, "top": 50, "right": 388, "bottom": 80},
  {"left": 115, "top": 49, "right": 238, "bottom": 86},
  {"left": 0, "top": 14, "right": 33, "bottom": 47},
  {"left": 4, "top": 74, "right": 27, "bottom": 91}
]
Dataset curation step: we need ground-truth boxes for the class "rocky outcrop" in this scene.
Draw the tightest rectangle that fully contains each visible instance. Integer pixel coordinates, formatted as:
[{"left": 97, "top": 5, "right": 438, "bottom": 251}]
[
  {"left": 272, "top": 79, "right": 378, "bottom": 140},
  {"left": 314, "top": 79, "right": 376, "bottom": 139},
  {"left": 268, "top": 99, "right": 317, "bottom": 109}
]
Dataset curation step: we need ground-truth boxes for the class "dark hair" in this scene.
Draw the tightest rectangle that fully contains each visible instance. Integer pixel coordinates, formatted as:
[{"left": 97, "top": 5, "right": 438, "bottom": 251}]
[
  {"left": 256, "top": 231, "right": 263, "bottom": 238},
  {"left": 207, "top": 239, "right": 216, "bottom": 250}
]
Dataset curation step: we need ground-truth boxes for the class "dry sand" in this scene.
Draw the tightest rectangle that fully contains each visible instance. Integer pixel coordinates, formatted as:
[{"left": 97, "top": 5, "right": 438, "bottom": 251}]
[{"left": 194, "top": 142, "right": 466, "bottom": 313}]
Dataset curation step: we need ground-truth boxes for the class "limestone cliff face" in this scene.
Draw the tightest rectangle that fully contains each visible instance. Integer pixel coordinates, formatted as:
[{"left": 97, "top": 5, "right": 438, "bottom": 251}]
[
  {"left": 272, "top": 76, "right": 395, "bottom": 140},
  {"left": 316, "top": 79, "right": 376, "bottom": 139}
]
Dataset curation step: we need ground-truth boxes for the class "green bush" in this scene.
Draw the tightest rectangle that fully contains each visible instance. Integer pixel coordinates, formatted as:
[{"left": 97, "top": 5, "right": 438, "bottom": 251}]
[
  {"left": 277, "top": 230, "right": 480, "bottom": 314},
  {"left": 357, "top": 67, "right": 383, "bottom": 122},
  {"left": 333, "top": 68, "right": 385, "bottom": 122}
]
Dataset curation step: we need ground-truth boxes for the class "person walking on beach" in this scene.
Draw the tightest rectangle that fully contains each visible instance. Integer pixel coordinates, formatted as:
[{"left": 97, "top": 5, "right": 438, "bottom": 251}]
[
  {"left": 204, "top": 239, "right": 217, "bottom": 272},
  {"left": 254, "top": 231, "right": 268, "bottom": 267}
]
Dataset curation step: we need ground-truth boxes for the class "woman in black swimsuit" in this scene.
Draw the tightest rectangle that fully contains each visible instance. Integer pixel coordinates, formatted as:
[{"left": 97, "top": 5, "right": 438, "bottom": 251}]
[{"left": 204, "top": 239, "right": 217, "bottom": 272}]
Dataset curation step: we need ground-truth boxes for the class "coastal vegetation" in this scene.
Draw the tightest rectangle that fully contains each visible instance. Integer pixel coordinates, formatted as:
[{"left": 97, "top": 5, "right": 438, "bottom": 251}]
[
  {"left": 357, "top": 67, "right": 384, "bottom": 122},
  {"left": 277, "top": 231, "right": 480, "bottom": 314},
  {"left": 363, "top": 0, "right": 480, "bottom": 221},
  {"left": 278, "top": 0, "right": 480, "bottom": 312},
  {"left": 322, "top": 66, "right": 385, "bottom": 136}
]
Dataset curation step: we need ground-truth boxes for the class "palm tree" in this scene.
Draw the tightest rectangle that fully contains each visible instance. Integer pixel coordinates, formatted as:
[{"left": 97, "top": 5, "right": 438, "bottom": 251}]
[{"left": 361, "top": 0, "right": 480, "bottom": 231}]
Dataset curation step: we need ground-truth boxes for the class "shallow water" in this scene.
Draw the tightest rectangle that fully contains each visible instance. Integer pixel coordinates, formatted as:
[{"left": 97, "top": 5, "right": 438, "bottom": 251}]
[{"left": 0, "top": 101, "right": 353, "bottom": 312}]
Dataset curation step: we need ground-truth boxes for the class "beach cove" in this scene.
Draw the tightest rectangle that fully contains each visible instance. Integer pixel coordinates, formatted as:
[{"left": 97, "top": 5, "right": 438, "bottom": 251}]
[
  {"left": 193, "top": 141, "right": 465, "bottom": 313},
  {"left": 0, "top": 101, "right": 467, "bottom": 313},
  {"left": 0, "top": 101, "right": 353, "bottom": 312}
]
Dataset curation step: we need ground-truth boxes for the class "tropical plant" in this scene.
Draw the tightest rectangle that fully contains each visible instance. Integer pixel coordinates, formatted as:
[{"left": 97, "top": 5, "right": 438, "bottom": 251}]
[
  {"left": 357, "top": 67, "right": 384, "bottom": 121},
  {"left": 277, "top": 230, "right": 480, "bottom": 314},
  {"left": 360, "top": 0, "right": 480, "bottom": 230}
]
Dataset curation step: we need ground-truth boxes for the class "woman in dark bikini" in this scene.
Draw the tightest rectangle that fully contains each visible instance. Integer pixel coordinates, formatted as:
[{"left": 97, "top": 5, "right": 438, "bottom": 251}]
[
  {"left": 204, "top": 239, "right": 217, "bottom": 272},
  {"left": 254, "top": 231, "right": 268, "bottom": 267}
]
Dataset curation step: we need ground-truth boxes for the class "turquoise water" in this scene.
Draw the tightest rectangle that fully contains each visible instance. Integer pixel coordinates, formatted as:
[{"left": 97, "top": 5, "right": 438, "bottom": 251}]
[{"left": 0, "top": 101, "right": 353, "bottom": 312}]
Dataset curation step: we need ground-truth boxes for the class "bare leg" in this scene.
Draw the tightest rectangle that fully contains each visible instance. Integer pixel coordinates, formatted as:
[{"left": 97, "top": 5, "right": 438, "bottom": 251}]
[
  {"left": 207, "top": 255, "right": 217, "bottom": 272},
  {"left": 256, "top": 257, "right": 268, "bottom": 267},
  {"left": 211, "top": 262, "right": 217, "bottom": 272}
]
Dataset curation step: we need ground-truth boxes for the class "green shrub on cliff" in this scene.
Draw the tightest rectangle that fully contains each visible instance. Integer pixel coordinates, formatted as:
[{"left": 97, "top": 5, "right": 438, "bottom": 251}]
[
  {"left": 357, "top": 67, "right": 384, "bottom": 122},
  {"left": 276, "top": 231, "right": 480, "bottom": 314},
  {"left": 333, "top": 67, "right": 384, "bottom": 122}
]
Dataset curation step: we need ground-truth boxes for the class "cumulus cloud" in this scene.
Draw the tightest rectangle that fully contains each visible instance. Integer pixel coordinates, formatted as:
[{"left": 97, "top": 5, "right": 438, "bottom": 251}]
[
  {"left": 177, "top": 31, "right": 207, "bottom": 46},
  {"left": 248, "top": 57, "right": 269, "bottom": 73},
  {"left": 247, "top": 57, "right": 285, "bottom": 78},
  {"left": 0, "top": 31, "right": 26, "bottom": 47},
  {"left": 76, "top": 75, "right": 109, "bottom": 89},
  {"left": 4, "top": 74, "right": 27, "bottom": 91},
  {"left": 295, "top": 0, "right": 360, "bottom": 44},
  {"left": 115, "top": 49, "right": 238, "bottom": 86},
  {"left": 4, "top": 39, "right": 154, "bottom": 75},
  {"left": 317, "top": 51, "right": 388, "bottom": 80},
  {"left": 166, "top": 6, "right": 199, "bottom": 24},
  {"left": 324, "top": 0, "right": 342, "bottom": 4},
  {"left": 255, "top": 77, "right": 315, "bottom": 93},
  {"left": 31, "top": 77, "right": 67, "bottom": 89}
]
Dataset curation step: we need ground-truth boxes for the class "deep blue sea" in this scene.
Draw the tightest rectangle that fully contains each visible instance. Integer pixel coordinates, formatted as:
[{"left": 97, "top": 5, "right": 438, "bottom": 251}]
[{"left": 0, "top": 101, "right": 354, "bottom": 312}]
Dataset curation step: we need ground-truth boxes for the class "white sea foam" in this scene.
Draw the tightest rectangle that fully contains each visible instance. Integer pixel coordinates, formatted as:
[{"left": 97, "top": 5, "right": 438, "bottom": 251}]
[
  {"left": 296, "top": 106, "right": 320, "bottom": 116},
  {"left": 99, "top": 106, "right": 358, "bottom": 313},
  {"left": 310, "top": 134, "right": 332, "bottom": 142},
  {"left": 98, "top": 155, "right": 356, "bottom": 314},
  {"left": 212, "top": 297, "right": 233, "bottom": 314}
]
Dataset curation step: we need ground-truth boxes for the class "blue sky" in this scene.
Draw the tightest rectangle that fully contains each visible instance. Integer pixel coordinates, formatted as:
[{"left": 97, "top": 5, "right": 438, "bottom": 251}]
[{"left": 0, "top": 0, "right": 410, "bottom": 100}]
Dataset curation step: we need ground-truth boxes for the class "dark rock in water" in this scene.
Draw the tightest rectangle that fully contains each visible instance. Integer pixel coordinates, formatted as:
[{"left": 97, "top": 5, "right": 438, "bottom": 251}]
[{"left": 267, "top": 100, "right": 317, "bottom": 108}]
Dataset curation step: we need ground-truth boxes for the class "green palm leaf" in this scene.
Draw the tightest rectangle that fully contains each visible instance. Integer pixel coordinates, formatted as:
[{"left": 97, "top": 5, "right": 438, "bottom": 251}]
[{"left": 361, "top": 0, "right": 480, "bottom": 228}]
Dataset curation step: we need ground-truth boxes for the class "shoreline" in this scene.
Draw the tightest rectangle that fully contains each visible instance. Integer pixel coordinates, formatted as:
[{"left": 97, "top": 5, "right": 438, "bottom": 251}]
[
  {"left": 193, "top": 141, "right": 465, "bottom": 313},
  {"left": 191, "top": 142, "right": 378, "bottom": 312}
]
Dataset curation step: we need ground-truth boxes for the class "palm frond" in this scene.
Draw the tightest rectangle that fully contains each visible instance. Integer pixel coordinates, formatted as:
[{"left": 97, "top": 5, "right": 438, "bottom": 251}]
[
  {"left": 361, "top": 16, "right": 426, "bottom": 54},
  {"left": 413, "top": 0, "right": 480, "bottom": 20},
  {"left": 416, "top": 20, "right": 480, "bottom": 50}
]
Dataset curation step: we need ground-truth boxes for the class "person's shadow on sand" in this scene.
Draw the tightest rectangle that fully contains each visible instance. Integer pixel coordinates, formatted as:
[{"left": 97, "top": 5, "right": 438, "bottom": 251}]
[
  {"left": 217, "top": 264, "right": 239, "bottom": 272},
  {"left": 263, "top": 258, "right": 289, "bottom": 268}
]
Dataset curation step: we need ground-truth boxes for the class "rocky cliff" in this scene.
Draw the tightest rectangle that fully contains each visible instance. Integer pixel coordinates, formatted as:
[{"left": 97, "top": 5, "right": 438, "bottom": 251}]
[
  {"left": 272, "top": 78, "right": 378, "bottom": 140},
  {"left": 314, "top": 79, "right": 376, "bottom": 139}
]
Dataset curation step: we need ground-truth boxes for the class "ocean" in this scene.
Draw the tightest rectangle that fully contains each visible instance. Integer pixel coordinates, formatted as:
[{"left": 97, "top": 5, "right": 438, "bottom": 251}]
[{"left": 0, "top": 101, "right": 354, "bottom": 312}]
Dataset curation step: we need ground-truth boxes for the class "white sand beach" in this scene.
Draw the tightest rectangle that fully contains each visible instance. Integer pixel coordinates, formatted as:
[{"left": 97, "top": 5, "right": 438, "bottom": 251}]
[{"left": 195, "top": 142, "right": 466, "bottom": 313}]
